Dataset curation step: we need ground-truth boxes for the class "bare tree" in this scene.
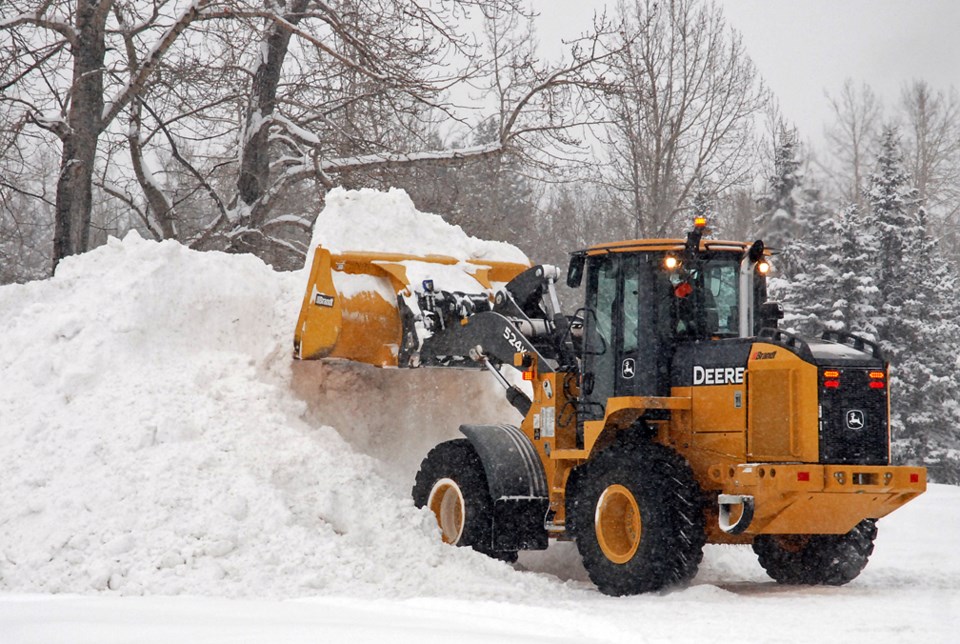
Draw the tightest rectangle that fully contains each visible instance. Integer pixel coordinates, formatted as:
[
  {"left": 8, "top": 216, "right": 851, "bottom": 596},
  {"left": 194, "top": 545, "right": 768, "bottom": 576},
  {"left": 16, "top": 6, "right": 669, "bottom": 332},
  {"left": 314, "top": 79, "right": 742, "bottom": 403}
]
[
  {"left": 179, "top": 1, "right": 618, "bottom": 264},
  {"left": 822, "top": 79, "right": 883, "bottom": 211},
  {"left": 1, "top": 0, "right": 217, "bottom": 270},
  {"left": 398, "top": 7, "right": 612, "bottom": 254},
  {"left": 900, "top": 81, "right": 960, "bottom": 232},
  {"left": 171, "top": 0, "right": 532, "bottom": 260},
  {"left": 2, "top": 1, "right": 619, "bottom": 272},
  {"left": 0, "top": 96, "right": 54, "bottom": 282},
  {"left": 0, "top": 122, "right": 56, "bottom": 282},
  {"left": 596, "top": 0, "right": 766, "bottom": 239}
]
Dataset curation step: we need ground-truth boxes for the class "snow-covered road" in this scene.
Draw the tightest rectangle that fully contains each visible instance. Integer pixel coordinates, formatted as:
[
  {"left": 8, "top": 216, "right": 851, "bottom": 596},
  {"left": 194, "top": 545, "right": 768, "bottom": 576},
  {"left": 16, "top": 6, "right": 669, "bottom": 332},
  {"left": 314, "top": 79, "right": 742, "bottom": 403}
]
[{"left": 4, "top": 483, "right": 959, "bottom": 644}]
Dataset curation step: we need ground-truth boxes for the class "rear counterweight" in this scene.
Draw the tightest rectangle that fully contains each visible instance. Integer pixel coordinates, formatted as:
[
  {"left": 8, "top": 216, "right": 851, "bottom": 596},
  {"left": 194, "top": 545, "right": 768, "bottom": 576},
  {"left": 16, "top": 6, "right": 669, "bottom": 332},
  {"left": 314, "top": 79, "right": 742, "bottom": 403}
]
[{"left": 818, "top": 367, "right": 889, "bottom": 465}]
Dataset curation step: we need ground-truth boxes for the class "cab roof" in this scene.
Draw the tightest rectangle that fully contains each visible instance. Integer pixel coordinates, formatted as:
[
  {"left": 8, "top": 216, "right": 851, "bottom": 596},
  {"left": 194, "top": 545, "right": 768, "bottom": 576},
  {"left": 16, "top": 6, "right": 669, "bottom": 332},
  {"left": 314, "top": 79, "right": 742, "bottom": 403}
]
[{"left": 583, "top": 238, "right": 754, "bottom": 255}]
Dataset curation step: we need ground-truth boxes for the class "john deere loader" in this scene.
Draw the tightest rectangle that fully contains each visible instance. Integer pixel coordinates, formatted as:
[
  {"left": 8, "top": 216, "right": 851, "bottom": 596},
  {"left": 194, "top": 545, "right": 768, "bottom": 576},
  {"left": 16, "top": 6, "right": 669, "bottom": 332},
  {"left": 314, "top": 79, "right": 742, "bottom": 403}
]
[{"left": 294, "top": 218, "right": 926, "bottom": 595}]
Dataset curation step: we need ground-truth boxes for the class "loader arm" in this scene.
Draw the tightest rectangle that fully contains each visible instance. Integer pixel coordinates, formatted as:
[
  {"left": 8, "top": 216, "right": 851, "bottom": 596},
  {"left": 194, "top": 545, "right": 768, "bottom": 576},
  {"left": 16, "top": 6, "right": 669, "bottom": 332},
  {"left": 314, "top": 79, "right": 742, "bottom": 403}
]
[{"left": 420, "top": 310, "right": 555, "bottom": 373}]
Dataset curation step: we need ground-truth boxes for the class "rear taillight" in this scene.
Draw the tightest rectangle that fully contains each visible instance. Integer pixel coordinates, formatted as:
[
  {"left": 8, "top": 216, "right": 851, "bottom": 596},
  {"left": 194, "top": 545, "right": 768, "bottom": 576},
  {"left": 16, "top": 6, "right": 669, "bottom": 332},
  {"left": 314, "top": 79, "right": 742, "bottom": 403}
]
[{"left": 823, "top": 369, "right": 840, "bottom": 389}]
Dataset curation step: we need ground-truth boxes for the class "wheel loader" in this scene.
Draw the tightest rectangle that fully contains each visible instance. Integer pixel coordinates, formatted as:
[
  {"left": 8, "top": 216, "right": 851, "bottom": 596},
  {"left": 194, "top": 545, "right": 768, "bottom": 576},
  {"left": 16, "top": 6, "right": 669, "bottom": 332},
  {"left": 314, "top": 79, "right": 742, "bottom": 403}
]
[{"left": 293, "top": 217, "right": 926, "bottom": 595}]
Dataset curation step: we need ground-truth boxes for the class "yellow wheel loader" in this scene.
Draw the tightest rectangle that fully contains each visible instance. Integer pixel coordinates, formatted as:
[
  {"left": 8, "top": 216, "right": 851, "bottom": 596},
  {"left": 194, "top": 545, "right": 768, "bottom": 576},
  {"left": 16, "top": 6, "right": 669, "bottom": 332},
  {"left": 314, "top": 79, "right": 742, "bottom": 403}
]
[{"left": 294, "top": 218, "right": 926, "bottom": 595}]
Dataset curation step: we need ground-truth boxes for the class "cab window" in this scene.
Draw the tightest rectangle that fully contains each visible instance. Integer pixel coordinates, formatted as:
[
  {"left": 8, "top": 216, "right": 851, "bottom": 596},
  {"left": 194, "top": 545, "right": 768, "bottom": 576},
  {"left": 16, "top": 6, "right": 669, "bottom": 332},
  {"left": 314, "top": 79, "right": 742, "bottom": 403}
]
[
  {"left": 703, "top": 260, "right": 739, "bottom": 336},
  {"left": 668, "top": 254, "right": 741, "bottom": 339}
]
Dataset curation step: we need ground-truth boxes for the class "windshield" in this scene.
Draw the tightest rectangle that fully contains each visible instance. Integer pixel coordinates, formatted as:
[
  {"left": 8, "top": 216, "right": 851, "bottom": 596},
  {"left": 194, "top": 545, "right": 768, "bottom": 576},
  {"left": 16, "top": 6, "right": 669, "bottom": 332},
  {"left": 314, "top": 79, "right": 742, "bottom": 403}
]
[{"left": 669, "top": 254, "right": 742, "bottom": 339}]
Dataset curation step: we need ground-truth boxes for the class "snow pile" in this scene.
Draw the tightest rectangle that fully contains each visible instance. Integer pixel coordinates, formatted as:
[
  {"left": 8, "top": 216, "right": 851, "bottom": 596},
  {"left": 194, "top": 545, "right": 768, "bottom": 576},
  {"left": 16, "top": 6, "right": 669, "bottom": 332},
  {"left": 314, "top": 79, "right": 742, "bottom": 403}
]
[
  {"left": 310, "top": 187, "right": 528, "bottom": 264},
  {"left": 0, "top": 231, "right": 555, "bottom": 599}
]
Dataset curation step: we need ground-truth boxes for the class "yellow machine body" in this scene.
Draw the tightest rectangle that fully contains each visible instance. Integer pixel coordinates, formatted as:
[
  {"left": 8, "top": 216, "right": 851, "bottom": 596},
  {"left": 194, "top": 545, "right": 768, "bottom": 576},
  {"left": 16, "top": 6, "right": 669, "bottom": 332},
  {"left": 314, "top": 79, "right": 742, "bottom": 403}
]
[
  {"left": 527, "top": 239, "right": 926, "bottom": 541},
  {"left": 293, "top": 236, "right": 926, "bottom": 547},
  {"left": 524, "top": 346, "right": 925, "bottom": 544}
]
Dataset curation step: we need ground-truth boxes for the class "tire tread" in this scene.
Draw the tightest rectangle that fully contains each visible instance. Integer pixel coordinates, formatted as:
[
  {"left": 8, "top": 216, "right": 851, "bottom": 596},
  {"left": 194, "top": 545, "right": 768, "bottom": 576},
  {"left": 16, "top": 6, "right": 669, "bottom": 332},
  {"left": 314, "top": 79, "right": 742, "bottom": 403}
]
[{"left": 567, "top": 441, "right": 707, "bottom": 595}]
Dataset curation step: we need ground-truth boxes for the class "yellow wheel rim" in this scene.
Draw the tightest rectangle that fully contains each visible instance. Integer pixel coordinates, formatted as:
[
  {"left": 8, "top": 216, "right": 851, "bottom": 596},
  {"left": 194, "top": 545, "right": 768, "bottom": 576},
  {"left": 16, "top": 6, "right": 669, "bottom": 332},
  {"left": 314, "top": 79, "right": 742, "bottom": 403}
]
[
  {"left": 427, "top": 478, "right": 465, "bottom": 544},
  {"left": 595, "top": 484, "right": 642, "bottom": 564}
]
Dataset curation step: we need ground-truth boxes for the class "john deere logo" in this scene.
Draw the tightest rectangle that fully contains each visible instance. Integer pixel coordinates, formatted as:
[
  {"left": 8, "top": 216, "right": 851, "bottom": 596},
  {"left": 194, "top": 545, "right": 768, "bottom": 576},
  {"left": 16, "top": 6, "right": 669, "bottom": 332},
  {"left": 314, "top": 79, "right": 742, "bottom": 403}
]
[
  {"left": 846, "top": 409, "right": 865, "bottom": 430},
  {"left": 315, "top": 293, "right": 335, "bottom": 307},
  {"left": 621, "top": 358, "right": 636, "bottom": 379}
]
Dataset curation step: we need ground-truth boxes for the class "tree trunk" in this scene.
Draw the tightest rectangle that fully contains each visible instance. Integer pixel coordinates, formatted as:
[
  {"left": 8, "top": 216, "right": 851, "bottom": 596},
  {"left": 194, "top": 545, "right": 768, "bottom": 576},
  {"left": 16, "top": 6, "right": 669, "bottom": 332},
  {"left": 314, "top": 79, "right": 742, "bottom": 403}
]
[
  {"left": 52, "top": 0, "right": 109, "bottom": 270},
  {"left": 129, "top": 100, "right": 178, "bottom": 240},
  {"left": 236, "top": 0, "right": 310, "bottom": 212}
]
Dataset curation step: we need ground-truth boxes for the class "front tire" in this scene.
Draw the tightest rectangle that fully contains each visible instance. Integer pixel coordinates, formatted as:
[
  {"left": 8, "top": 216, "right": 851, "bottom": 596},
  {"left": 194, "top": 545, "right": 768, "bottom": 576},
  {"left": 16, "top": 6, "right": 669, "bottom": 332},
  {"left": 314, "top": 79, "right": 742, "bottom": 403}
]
[
  {"left": 752, "top": 519, "right": 878, "bottom": 585},
  {"left": 567, "top": 441, "right": 706, "bottom": 595},
  {"left": 412, "top": 439, "right": 516, "bottom": 562}
]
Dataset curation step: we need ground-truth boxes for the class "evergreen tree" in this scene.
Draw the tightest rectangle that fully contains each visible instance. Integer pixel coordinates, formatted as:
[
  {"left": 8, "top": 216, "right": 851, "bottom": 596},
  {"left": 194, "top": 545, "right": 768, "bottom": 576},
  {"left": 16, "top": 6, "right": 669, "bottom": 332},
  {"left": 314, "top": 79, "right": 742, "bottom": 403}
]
[
  {"left": 775, "top": 189, "right": 832, "bottom": 335},
  {"left": 826, "top": 205, "right": 881, "bottom": 338},
  {"left": 890, "top": 206, "right": 960, "bottom": 481},
  {"left": 756, "top": 124, "right": 804, "bottom": 279},
  {"left": 692, "top": 190, "right": 711, "bottom": 220},
  {"left": 781, "top": 203, "right": 879, "bottom": 339},
  {"left": 863, "top": 126, "right": 960, "bottom": 480},
  {"left": 755, "top": 122, "right": 960, "bottom": 481},
  {"left": 692, "top": 187, "right": 718, "bottom": 238},
  {"left": 862, "top": 125, "right": 919, "bottom": 350}
]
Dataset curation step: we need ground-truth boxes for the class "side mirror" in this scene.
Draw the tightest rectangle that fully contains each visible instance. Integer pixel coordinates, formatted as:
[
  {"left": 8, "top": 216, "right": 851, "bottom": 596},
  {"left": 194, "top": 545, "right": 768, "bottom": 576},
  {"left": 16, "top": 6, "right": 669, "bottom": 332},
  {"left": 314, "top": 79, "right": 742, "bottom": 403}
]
[
  {"left": 567, "top": 254, "right": 585, "bottom": 288},
  {"left": 759, "top": 301, "right": 784, "bottom": 327}
]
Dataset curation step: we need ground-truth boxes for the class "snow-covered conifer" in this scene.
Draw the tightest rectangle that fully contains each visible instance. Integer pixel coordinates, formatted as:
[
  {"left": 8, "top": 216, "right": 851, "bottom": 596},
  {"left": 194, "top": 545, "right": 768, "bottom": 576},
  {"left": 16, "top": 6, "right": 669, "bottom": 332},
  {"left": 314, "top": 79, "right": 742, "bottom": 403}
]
[
  {"left": 890, "top": 206, "right": 960, "bottom": 480},
  {"left": 756, "top": 124, "right": 804, "bottom": 279},
  {"left": 781, "top": 202, "right": 879, "bottom": 339},
  {"left": 860, "top": 129, "right": 960, "bottom": 479},
  {"left": 863, "top": 125, "right": 920, "bottom": 344}
]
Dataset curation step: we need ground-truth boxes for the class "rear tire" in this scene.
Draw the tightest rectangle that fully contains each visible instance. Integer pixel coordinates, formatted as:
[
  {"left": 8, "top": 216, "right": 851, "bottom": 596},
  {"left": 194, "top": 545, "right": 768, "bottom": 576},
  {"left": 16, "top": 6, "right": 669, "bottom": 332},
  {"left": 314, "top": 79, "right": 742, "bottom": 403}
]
[
  {"left": 567, "top": 441, "right": 706, "bottom": 595},
  {"left": 752, "top": 519, "right": 878, "bottom": 585},
  {"left": 412, "top": 439, "right": 517, "bottom": 562}
]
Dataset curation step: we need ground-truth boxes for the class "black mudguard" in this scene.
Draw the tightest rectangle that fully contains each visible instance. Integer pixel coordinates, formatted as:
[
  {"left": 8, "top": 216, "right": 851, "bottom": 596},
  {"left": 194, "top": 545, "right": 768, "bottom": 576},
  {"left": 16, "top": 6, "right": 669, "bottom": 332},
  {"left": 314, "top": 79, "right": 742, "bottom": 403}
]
[{"left": 460, "top": 424, "right": 549, "bottom": 551}]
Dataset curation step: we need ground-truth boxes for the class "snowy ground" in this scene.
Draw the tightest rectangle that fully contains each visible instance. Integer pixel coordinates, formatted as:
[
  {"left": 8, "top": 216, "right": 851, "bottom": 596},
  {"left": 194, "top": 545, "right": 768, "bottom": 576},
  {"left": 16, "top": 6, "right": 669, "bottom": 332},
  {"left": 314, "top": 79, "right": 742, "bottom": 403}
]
[
  {"left": 3, "top": 487, "right": 959, "bottom": 644},
  {"left": 1, "top": 194, "right": 958, "bottom": 642}
]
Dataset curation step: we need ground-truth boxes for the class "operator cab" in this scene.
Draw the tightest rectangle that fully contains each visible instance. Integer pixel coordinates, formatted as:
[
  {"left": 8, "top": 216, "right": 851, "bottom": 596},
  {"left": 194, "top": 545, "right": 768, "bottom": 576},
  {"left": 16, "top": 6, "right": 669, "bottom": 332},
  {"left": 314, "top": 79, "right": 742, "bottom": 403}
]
[{"left": 567, "top": 219, "right": 777, "bottom": 421}]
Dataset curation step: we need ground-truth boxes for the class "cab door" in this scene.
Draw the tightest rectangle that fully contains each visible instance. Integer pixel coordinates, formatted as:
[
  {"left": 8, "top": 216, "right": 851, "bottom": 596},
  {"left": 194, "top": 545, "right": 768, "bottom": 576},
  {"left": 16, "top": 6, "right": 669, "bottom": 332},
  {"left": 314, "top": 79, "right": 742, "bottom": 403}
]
[
  {"left": 580, "top": 253, "right": 671, "bottom": 422},
  {"left": 616, "top": 253, "right": 669, "bottom": 398},
  {"left": 580, "top": 254, "right": 619, "bottom": 421}
]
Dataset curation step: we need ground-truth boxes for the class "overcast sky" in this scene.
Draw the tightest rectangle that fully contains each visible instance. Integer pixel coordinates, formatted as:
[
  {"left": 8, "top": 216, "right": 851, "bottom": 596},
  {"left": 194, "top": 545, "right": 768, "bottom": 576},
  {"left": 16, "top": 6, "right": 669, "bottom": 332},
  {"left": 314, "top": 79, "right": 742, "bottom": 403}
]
[{"left": 533, "top": 0, "right": 960, "bottom": 147}]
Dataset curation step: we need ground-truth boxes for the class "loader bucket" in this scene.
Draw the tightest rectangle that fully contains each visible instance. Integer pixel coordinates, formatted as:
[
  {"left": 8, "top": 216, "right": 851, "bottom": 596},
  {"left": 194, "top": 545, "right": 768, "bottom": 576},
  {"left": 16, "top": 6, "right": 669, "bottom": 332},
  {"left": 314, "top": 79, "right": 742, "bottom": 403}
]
[{"left": 294, "top": 246, "right": 530, "bottom": 367}]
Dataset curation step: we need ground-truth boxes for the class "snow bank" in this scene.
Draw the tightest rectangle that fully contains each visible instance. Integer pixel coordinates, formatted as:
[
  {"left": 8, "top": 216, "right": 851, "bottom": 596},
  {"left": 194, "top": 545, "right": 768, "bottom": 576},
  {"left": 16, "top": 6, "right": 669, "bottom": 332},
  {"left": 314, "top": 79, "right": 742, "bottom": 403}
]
[
  {"left": 309, "top": 187, "right": 528, "bottom": 264},
  {"left": 0, "top": 232, "right": 555, "bottom": 600}
]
